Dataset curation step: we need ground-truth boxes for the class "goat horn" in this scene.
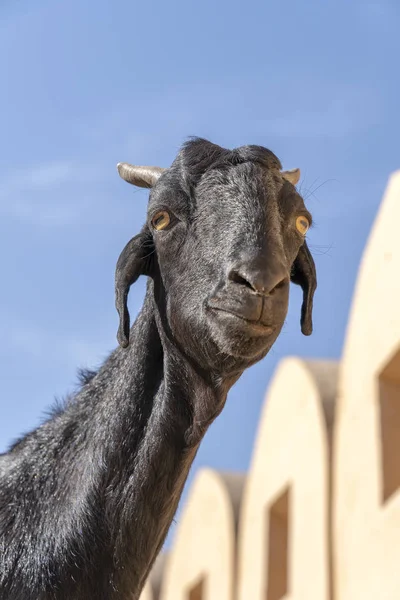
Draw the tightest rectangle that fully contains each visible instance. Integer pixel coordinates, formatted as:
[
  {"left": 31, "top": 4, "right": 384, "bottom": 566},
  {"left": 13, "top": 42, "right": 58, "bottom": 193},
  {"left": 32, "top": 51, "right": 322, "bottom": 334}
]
[
  {"left": 117, "top": 163, "right": 166, "bottom": 189},
  {"left": 281, "top": 168, "right": 301, "bottom": 186}
]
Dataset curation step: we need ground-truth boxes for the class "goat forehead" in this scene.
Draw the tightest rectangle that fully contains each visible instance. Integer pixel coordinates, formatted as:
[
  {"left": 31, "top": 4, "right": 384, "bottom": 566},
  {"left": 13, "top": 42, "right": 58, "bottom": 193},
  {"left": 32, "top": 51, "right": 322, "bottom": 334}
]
[
  {"left": 205, "top": 161, "right": 276, "bottom": 186},
  {"left": 196, "top": 163, "right": 281, "bottom": 212}
]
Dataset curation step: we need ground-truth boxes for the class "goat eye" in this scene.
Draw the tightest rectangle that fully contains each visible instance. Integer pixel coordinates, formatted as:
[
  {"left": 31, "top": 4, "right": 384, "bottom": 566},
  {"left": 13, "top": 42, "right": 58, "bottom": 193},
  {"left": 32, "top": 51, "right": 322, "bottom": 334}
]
[
  {"left": 151, "top": 211, "right": 171, "bottom": 231},
  {"left": 295, "top": 216, "right": 310, "bottom": 236}
]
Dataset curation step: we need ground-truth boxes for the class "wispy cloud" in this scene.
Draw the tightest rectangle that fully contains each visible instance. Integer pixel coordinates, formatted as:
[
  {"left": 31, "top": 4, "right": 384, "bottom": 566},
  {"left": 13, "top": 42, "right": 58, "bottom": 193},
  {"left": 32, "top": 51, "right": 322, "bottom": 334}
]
[
  {"left": 0, "top": 161, "right": 73, "bottom": 192},
  {"left": 356, "top": 0, "right": 399, "bottom": 32},
  {"left": 2, "top": 319, "right": 110, "bottom": 369},
  {"left": 0, "top": 160, "right": 115, "bottom": 226},
  {"left": 253, "top": 79, "right": 381, "bottom": 139},
  {"left": 119, "top": 77, "right": 383, "bottom": 145},
  {"left": 259, "top": 87, "right": 380, "bottom": 139}
]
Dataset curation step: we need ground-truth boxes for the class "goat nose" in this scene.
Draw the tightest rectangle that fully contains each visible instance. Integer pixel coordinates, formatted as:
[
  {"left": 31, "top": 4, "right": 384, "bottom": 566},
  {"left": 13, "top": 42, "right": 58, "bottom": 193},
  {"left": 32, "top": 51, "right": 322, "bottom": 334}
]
[{"left": 228, "top": 264, "right": 288, "bottom": 295}]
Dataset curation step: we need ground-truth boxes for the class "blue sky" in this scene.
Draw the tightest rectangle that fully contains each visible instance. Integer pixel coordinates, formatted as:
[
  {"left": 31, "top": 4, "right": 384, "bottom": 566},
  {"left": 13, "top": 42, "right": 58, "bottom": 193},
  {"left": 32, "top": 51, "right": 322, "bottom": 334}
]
[{"left": 1, "top": 0, "right": 399, "bottom": 543}]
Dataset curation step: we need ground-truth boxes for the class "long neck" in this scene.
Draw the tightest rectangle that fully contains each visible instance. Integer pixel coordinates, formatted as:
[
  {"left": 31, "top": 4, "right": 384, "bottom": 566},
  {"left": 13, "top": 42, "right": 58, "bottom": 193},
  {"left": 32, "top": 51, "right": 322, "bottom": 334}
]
[
  {"left": 79, "top": 289, "right": 226, "bottom": 597},
  {"left": 2, "top": 287, "right": 229, "bottom": 600}
]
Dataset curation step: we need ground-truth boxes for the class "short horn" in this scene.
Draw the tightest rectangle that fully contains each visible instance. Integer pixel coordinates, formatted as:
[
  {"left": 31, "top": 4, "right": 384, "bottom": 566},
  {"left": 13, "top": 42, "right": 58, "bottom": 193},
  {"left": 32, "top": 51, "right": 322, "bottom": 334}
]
[
  {"left": 281, "top": 168, "right": 301, "bottom": 186},
  {"left": 117, "top": 163, "right": 166, "bottom": 188}
]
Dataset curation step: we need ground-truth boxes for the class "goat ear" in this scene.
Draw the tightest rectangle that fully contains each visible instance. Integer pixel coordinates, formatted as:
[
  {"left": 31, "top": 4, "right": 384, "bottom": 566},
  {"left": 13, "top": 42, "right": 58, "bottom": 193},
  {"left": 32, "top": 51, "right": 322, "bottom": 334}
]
[
  {"left": 290, "top": 240, "right": 317, "bottom": 336},
  {"left": 115, "top": 227, "right": 154, "bottom": 348},
  {"left": 117, "top": 163, "right": 166, "bottom": 188}
]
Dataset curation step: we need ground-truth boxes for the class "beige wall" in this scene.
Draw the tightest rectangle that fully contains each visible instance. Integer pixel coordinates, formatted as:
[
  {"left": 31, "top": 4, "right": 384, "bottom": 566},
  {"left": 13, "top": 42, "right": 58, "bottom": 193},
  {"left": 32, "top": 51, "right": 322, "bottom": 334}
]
[
  {"left": 139, "top": 553, "right": 168, "bottom": 600},
  {"left": 237, "top": 358, "right": 337, "bottom": 600},
  {"left": 333, "top": 170, "right": 400, "bottom": 599},
  {"left": 139, "top": 169, "right": 400, "bottom": 599},
  {"left": 139, "top": 583, "right": 153, "bottom": 600},
  {"left": 159, "top": 470, "right": 245, "bottom": 600}
]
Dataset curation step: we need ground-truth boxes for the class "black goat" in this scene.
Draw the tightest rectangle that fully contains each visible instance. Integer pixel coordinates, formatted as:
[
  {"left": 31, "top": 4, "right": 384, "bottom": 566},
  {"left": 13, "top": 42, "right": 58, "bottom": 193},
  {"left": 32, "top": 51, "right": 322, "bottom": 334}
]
[{"left": 0, "top": 138, "right": 317, "bottom": 600}]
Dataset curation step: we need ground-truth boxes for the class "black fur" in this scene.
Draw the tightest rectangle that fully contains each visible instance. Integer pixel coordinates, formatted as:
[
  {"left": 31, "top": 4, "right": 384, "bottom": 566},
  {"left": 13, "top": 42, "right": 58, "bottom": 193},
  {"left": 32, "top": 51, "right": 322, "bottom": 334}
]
[{"left": 0, "top": 138, "right": 316, "bottom": 599}]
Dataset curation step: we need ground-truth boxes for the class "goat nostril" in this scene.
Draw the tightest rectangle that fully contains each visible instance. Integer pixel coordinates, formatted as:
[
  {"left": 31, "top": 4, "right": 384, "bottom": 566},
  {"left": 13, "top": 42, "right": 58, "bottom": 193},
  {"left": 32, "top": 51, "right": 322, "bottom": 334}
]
[
  {"left": 228, "top": 270, "right": 255, "bottom": 291},
  {"left": 228, "top": 267, "right": 288, "bottom": 295},
  {"left": 273, "top": 278, "right": 287, "bottom": 292},
  {"left": 270, "top": 277, "right": 288, "bottom": 295}
]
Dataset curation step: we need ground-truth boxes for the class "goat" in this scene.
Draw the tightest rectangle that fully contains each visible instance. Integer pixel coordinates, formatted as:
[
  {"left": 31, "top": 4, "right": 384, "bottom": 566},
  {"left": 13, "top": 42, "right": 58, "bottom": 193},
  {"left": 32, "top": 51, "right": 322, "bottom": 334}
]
[{"left": 0, "top": 137, "right": 317, "bottom": 600}]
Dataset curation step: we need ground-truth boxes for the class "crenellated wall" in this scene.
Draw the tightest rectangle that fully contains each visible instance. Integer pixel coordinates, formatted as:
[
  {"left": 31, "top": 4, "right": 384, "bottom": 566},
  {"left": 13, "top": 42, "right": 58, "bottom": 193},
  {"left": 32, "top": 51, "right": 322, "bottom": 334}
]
[{"left": 141, "top": 170, "right": 400, "bottom": 600}]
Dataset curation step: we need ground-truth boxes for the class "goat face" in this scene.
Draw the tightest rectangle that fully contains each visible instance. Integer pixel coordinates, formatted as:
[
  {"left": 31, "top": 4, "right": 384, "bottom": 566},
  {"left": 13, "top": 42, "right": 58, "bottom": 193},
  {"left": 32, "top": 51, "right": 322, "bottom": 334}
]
[{"left": 115, "top": 139, "right": 316, "bottom": 371}]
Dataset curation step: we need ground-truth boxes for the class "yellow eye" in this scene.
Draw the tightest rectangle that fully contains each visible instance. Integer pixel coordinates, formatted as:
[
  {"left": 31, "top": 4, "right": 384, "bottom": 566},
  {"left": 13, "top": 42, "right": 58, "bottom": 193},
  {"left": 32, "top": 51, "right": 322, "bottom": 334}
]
[
  {"left": 295, "top": 215, "right": 310, "bottom": 236},
  {"left": 151, "top": 211, "right": 171, "bottom": 231}
]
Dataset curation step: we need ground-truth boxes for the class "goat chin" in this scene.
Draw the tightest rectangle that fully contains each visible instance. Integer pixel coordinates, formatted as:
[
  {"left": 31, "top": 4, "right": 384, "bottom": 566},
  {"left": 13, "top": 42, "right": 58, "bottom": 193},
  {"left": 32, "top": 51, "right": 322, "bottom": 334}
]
[{"left": 207, "top": 309, "right": 281, "bottom": 361}]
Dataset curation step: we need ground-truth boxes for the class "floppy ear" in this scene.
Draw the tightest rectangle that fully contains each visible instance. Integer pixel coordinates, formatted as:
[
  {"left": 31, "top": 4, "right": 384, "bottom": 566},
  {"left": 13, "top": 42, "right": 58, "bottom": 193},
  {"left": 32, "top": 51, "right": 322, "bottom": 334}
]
[
  {"left": 290, "top": 240, "right": 317, "bottom": 336},
  {"left": 115, "top": 227, "right": 154, "bottom": 348}
]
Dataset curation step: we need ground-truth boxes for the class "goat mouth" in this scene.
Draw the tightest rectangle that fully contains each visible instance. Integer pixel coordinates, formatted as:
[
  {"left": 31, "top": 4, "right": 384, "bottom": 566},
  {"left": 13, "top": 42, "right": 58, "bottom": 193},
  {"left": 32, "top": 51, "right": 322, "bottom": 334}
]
[{"left": 207, "top": 305, "right": 275, "bottom": 336}]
